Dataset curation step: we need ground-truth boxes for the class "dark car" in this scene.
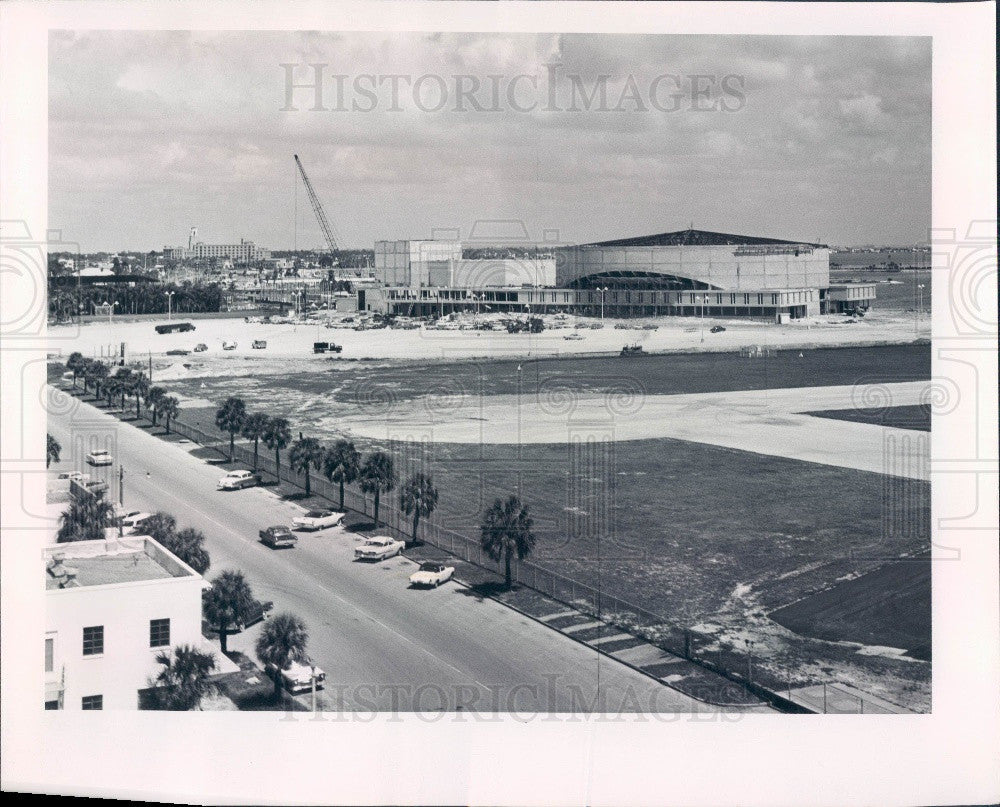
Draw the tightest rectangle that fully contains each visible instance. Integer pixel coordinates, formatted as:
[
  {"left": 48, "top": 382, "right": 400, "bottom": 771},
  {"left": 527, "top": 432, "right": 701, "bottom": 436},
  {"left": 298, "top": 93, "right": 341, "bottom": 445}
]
[
  {"left": 234, "top": 599, "right": 273, "bottom": 632},
  {"left": 259, "top": 525, "right": 297, "bottom": 549},
  {"left": 710, "top": 325, "right": 726, "bottom": 333}
]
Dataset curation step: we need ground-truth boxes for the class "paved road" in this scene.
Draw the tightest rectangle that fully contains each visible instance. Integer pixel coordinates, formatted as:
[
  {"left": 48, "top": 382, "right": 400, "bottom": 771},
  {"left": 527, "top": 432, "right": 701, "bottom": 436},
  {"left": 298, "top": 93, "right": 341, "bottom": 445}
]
[{"left": 50, "top": 392, "right": 771, "bottom": 714}]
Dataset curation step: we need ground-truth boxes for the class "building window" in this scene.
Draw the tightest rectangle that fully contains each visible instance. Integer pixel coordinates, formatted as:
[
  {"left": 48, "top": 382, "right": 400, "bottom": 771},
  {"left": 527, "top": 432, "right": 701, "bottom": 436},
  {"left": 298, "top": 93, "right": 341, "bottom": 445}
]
[
  {"left": 149, "top": 619, "right": 170, "bottom": 648},
  {"left": 82, "top": 626, "right": 103, "bottom": 656},
  {"left": 44, "top": 700, "right": 60, "bottom": 710},
  {"left": 45, "top": 637, "right": 54, "bottom": 673},
  {"left": 81, "top": 695, "right": 103, "bottom": 710}
]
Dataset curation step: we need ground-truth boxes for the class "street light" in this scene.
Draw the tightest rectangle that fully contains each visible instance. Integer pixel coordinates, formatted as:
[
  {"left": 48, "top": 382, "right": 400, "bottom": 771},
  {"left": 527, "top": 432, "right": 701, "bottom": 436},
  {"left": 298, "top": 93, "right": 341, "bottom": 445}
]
[
  {"left": 917, "top": 283, "right": 925, "bottom": 316},
  {"left": 108, "top": 300, "right": 119, "bottom": 328},
  {"left": 599, "top": 286, "right": 609, "bottom": 319},
  {"left": 697, "top": 294, "right": 706, "bottom": 342},
  {"left": 165, "top": 291, "right": 176, "bottom": 322},
  {"left": 745, "top": 638, "right": 755, "bottom": 682}
]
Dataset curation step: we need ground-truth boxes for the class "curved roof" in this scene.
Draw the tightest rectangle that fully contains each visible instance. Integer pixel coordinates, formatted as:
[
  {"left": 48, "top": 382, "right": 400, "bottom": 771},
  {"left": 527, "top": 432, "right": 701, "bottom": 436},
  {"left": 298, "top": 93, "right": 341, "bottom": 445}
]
[{"left": 577, "top": 228, "right": 827, "bottom": 249}]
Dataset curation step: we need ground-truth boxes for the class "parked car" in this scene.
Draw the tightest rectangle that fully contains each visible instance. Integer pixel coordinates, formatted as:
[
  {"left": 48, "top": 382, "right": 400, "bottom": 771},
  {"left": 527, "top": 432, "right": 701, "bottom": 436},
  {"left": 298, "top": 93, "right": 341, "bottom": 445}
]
[
  {"left": 709, "top": 325, "right": 726, "bottom": 333},
  {"left": 619, "top": 344, "right": 644, "bottom": 356},
  {"left": 217, "top": 469, "right": 262, "bottom": 490},
  {"left": 292, "top": 509, "right": 345, "bottom": 531},
  {"left": 409, "top": 560, "right": 455, "bottom": 588},
  {"left": 267, "top": 659, "right": 325, "bottom": 694},
  {"left": 121, "top": 511, "right": 153, "bottom": 534},
  {"left": 259, "top": 525, "right": 297, "bottom": 549},
  {"left": 56, "top": 471, "right": 89, "bottom": 481},
  {"left": 233, "top": 598, "right": 273, "bottom": 632},
  {"left": 251, "top": 340, "right": 267, "bottom": 349},
  {"left": 86, "top": 450, "right": 113, "bottom": 466},
  {"left": 193, "top": 343, "right": 208, "bottom": 352},
  {"left": 563, "top": 332, "right": 584, "bottom": 341},
  {"left": 166, "top": 349, "right": 190, "bottom": 356},
  {"left": 222, "top": 340, "right": 238, "bottom": 350},
  {"left": 354, "top": 536, "right": 405, "bottom": 561}
]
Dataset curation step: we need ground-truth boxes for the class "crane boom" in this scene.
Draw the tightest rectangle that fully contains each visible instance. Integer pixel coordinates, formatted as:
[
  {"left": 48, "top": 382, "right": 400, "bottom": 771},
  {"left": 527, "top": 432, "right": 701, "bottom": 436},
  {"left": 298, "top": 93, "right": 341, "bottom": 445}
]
[{"left": 294, "top": 154, "right": 340, "bottom": 253}]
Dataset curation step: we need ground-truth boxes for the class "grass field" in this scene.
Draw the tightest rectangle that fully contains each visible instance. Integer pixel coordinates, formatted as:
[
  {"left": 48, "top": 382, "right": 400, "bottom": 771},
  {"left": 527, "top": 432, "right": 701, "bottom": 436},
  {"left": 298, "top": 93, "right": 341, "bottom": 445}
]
[
  {"left": 770, "top": 553, "right": 931, "bottom": 661},
  {"left": 120, "top": 343, "right": 933, "bottom": 708},
  {"left": 805, "top": 404, "right": 930, "bottom": 431}
]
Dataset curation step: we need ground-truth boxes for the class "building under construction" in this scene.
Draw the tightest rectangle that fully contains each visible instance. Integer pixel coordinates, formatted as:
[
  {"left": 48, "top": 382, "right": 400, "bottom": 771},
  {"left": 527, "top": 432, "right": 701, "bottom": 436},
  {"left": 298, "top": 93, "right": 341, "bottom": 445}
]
[{"left": 362, "top": 229, "right": 876, "bottom": 320}]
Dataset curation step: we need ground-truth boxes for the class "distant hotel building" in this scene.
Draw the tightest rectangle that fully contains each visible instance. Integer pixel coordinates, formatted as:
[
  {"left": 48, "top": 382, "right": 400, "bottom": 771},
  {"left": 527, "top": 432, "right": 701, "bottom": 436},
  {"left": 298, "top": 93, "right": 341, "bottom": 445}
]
[
  {"left": 44, "top": 536, "right": 207, "bottom": 710},
  {"left": 164, "top": 239, "right": 270, "bottom": 263},
  {"left": 362, "top": 229, "right": 876, "bottom": 320}
]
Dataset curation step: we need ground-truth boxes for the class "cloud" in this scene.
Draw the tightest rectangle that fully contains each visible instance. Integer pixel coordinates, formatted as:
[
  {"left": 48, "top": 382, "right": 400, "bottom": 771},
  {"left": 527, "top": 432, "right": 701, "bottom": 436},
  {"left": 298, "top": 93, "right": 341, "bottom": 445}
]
[{"left": 49, "top": 32, "right": 931, "bottom": 249}]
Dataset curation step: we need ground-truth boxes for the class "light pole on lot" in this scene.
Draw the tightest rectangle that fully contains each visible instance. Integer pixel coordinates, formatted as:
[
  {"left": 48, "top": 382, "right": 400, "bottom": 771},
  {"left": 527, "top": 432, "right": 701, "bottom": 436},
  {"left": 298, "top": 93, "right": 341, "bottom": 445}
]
[
  {"left": 917, "top": 284, "right": 925, "bottom": 316},
  {"left": 310, "top": 662, "right": 317, "bottom": 713},
  {"left": 745, "top": 638, "right": 754, "bottom": 683},
  {"left": 697, "top": 295, "right": 706, "bottom": 342},
  {"left": 165, "top": 291, "right": 175, "bottom": 322},
  {"left": 599, "top": 286, "right": 609, "bottom": 319}
]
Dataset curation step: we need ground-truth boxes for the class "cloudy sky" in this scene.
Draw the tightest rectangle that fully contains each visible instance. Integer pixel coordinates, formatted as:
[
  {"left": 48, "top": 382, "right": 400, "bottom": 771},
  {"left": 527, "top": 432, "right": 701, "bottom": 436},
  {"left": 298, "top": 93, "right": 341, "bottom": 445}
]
[{"left": 49, "top": 31, "right": 930, "bottom": 251}]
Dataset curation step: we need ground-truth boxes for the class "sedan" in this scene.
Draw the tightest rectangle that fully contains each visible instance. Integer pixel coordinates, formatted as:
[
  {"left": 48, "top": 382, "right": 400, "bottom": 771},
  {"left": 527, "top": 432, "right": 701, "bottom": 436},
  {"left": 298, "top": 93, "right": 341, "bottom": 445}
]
[
  {"left": 86, "top": 450, "right": 113, "bottom": 466},
  {"left": 354, "top": 536, "right": 404, "bottom": 562},
  {"left": 217, "top": 470, "right": 261, "bottom": 490},
  {"left": 409, "top": 560, "right": 455, "bottom": 588},
  {"left": 292, "top": 509, "right": 345, "bottom": 531}
]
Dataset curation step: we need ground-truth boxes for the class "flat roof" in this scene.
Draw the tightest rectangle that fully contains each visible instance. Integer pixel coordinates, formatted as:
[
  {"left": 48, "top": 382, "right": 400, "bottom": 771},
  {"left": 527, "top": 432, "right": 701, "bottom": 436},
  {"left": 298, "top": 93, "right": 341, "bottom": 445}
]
[{"left": 45, "top": 537, "right": 194, "bottom": 590}]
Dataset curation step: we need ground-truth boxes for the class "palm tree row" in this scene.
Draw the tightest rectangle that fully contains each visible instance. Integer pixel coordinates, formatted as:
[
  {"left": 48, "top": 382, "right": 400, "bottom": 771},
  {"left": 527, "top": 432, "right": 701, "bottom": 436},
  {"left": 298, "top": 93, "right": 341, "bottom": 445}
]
[
  {"left": 215, "top": 397, "right": 429, "bottom": 535},
  {"left": 65, "top": 354, "right": 181, "bottom": 433}
]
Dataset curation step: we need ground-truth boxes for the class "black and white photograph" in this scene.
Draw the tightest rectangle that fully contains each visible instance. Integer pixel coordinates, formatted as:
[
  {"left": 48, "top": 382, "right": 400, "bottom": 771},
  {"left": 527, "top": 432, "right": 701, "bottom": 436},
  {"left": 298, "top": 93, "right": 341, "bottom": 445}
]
[{"left": 1, "top": 1, "right": 996, "bottom": 805}]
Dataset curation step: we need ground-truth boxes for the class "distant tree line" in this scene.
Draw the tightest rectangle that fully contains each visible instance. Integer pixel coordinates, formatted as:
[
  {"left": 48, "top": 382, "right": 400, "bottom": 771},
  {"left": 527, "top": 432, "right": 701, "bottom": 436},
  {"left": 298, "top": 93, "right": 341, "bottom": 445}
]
[{"left": 48, "top": 280, "right": 223, "bottom": 318}]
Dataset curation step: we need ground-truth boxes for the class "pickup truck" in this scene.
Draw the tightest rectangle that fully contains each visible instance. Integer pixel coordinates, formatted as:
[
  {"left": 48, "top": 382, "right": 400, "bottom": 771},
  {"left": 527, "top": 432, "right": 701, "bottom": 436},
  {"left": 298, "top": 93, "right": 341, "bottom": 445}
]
[{"left": 259, "top": 525, "right": 297, "bottom": 549}]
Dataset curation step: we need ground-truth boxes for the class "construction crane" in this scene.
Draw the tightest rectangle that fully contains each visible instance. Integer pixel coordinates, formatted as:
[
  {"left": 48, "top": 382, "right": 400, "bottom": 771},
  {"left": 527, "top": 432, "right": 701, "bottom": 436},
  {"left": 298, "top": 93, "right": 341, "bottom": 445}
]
[{"left": 293, "top": 154, "right": 341, "bottom": 254}]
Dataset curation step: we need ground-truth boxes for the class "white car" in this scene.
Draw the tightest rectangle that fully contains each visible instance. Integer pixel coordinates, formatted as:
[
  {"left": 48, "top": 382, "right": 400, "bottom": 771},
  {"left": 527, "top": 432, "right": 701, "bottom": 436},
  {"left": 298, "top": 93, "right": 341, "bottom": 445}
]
[
  {"left": 121, "top": 511, "right": 153, "bottom": 534},
  {"left": 217, "top": 470, "right": 261, "bottom": 490},
  {"left": 354, "top": 536, "right": 404, "bottom": 561},
  {"left": 409, "top": 560, "right": 455, "bottom": 588},
  {"left": 56, "top": 471, "right": 89, "bottom": 482},
  {"left": 86, "top": 450, "right": 113, "bottom": 466},
  {"left": 292, "top": 509, "right": 345, "bottom": 531},
  {"left": 222, "top": 340, "right": 238, "bottom": 350},
  {"left": 267, "top": 660, "right": 325, "bottom": 694}
]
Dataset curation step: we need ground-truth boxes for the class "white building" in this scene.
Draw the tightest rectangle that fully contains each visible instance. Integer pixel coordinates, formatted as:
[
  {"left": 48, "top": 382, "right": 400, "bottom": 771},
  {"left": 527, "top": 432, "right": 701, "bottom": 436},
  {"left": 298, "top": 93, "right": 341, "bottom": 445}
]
[
  {"left": 44, "top": 535, "right": 207, "bottom": 710},
  {"left": 374, "top": 239, "right": 555, "bottom": 288}
]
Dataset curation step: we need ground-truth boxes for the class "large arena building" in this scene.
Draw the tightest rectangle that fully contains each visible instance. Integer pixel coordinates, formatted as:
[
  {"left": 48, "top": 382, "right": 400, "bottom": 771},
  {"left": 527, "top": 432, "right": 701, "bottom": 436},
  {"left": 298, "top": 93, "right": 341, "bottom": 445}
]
[{"left": 363, "top": 229, "right": 875, "bottom": 319}]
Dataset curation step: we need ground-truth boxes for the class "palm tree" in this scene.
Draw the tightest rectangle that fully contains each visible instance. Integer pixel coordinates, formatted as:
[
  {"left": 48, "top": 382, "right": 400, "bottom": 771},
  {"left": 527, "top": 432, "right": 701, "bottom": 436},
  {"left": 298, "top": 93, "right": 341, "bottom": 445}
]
[
  {"left": 146, "top": 386, "right": 167, "bottom": 425},
  {"left": 113, "top": 368, "right": 133, "bottom": 409},
  {"left": 87, "top": 361, "right": 109, "bottom": 400},
  {"left": 202, "top": 570, "right": 256, "bottom": 654},
  {"left": 66, "top": 352, "right": 85, "bottom": 388},
  {"left": 103, "top": 374, "right": 122, "bottom": 409},
  {"left": 169, "top": 526, "right": 210, "bottom": 574},
  {"left": 160, "top": 395, "right": 180, "bottom": 434},
  {"left": 78, "top": 357, "right": 94, "bottom": 392},
  {"left": 255, "top": 612, "right": 309, "bottom": 701},
  {"left": 288, "top": 437, "right": 323, "bottom": 497},
  {"left": 360, "top": 451, "right": 397, "bottom": 527},
  {"left": 148, "top": 644, "right": 217, "bottom": 710},
  {"left": 46, "top": 433, "right": 61, "bottom": 468},
  {"left": 141, "top": 511, "right": 177, "bottom": 546},
  {"left": 480, "top": 495, "right": 537, "bottom": 589},
  {"left": 240, "top": 413, "right": 270, "bottom": 471},
  {"left": 399, "top": 472, "right": 438, "bottom": 546},
  {"left": 262, "top": 416, "right": 292, "bottom": 480},
  {"left": 214, "top": 397, "right": 247, "bottom": 462},
  {"left": 57, "top": 495, "right": 115, "bottom": 543},
  {"left": 131, "top": 373, "right": 150, "bottom": 420},
  {"left": 322, "top": 440, "right": 360, "bottom": 511}
]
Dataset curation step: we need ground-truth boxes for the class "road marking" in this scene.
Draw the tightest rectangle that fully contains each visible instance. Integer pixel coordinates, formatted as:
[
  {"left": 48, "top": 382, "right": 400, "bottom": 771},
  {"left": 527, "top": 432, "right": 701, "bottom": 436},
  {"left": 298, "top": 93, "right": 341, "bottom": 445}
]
[{"left": 123, "top": 469, "right": 494, "bottom": 692}]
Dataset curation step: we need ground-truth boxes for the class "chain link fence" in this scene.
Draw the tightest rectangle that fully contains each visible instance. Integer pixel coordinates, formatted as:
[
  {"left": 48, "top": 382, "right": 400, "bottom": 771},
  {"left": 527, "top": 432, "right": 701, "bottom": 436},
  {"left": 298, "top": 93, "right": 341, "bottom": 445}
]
[{"left": 101, "top": 391, "right": 799, "bottom": 708}]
